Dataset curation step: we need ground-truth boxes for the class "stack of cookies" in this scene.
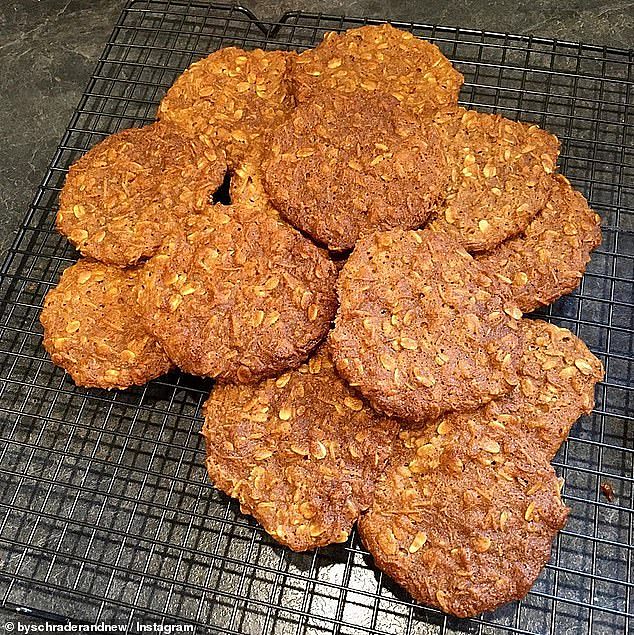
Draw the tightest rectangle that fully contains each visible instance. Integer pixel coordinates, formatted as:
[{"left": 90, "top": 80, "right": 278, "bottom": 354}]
[{"left": 40, "top": 24, "right": 605, "bottom": 617}]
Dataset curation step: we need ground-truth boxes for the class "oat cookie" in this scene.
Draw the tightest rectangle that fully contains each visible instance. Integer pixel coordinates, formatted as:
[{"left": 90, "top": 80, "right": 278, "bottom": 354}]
[
  {"left": 291, "top": 24, "right": 463, "bottom": 116},
  {"left": 136, "top": 203, "right": 338, "bottom": 382},
  {"left": 478, "top": 175, "right": 602, "bottom": 312},
  {"left": 202, "top": 344, "right": 399, "bottom": 551},
  {"left": 40, "top": 260, "right": 172, "bottom": 389},
  {"left": 430, "top": 108, "right": 560, "bottom": 252},
  {"left": 262, "top": 91, "right": 450, "bottom": 251},
  {"left": 356, "top": 320, "right": 599, "bottom": 614},
  {"left": 330, "top": 228, "right": 523, "bottom": 421},
  {"left": 57, "top": 122, "right": 226, "bottom": 267},
  {"left": 483, "top": 319, "right": 603, "bottom": 459},
  {"left": 158, "top": 47, "right": 295, "bottom": 165},
  {"left": 358, "top": 420, "right": 568, "bottom": 617}
]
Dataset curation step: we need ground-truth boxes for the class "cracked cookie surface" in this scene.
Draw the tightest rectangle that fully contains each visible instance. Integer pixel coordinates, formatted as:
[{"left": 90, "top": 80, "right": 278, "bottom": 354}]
[
  {"left": 57, "top": 122, "right": 226, "bottom": 267},
  {"left": 203, "top": 344, "right": 399, "bottom": 551},
  {"left": 41, "top": 260, "right": 172, "bottom": 389},
  {"left": 136, "top": 203, "right": 338, "bottom": 382},
  {"left": 331, "top": 228, "right": 523, "bottom": 421}
]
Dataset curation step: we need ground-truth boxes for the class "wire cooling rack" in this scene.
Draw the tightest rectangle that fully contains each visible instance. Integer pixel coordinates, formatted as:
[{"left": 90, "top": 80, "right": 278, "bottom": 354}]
[{"left": 0, "top": 2, "right": 632, "bottom": 634}]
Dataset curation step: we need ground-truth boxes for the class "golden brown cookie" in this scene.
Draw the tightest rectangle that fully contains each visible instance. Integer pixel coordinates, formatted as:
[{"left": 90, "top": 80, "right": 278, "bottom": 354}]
[
  {"left": 482, "top": 319, "right": 603, "bottom": 459},
  {"left": 158, "top": 47, "right": 295, "bottom": 166},
  {"left": 56, "top": 122, "right": 226, "bottom": 267},
  {"left": 477, "top": 175, "right": 602, "bottom": 312},
  {"left": 40, "top": 260, "right": 173, "bottom": 389},
  {"left": 429, "top": 108, "right": 560, "bottom": 252},
  {"left": 358, "top": 419, "right": 568, "bottom": 617},
  {"left": 262, "top": 91, "right": 450, "bottom": 251},
  {"left": 202, "top": 344, "right": 399, "bottom": 551},
  {"left": 136, "top": 203, "right": 338, "bottom": 382},
  {"left": 356, "top": 320, "right": 599, "bottom": 615},
  {"left": 330, "top": 228, "right": 524, "bottom": 422},
  {"left": 291, "top": 24, "right": 463, "bottom": 116}
]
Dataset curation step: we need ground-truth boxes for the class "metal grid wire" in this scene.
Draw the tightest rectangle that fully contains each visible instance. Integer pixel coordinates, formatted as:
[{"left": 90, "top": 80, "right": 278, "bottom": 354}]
[{"left": 0, "top": 2, "right": 632, "bottom": 633}]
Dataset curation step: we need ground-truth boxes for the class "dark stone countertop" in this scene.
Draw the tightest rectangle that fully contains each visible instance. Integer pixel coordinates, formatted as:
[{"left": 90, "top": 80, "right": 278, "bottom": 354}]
[{"left": 0, "top": 0, "right": 632, "bottom": 262}]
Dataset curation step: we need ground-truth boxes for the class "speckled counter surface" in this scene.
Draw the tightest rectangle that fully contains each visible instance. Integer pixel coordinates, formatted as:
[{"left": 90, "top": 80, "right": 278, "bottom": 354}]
[{"left": 0, "top": 0, "right": 632, "bottom": 263}]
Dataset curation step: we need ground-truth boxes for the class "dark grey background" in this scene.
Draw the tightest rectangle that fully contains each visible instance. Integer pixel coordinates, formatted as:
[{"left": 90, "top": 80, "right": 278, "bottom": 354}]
[{"left": 0, "top": 1, "right": 632, "bottom": 262}]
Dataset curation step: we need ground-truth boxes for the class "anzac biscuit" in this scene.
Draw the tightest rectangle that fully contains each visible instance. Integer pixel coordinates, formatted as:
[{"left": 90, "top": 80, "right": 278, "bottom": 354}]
[
  {"left": 356, "top": 320, "right": 600, "bottom": 615},
  {"left": 430, "top": 108, "right": 560, "bottom": 252},
  {"left": 291, "top": 24, "right": 463, "bottom": 116},
  {"left": 330, "top": 228, "right": 523, "bottom": 421},
  {"left": 57, "top": 123, "right": 226, "bottom": 267},
  {"left": 158, "top": 47, "right": 295, "bottom": 165},
  {"left": 262, "top": 91, "right": 450, "bottom": 251},
  {"left": 482, "top": 319, "right": 603, "bottom": 459},
  {"left": 40, "top": 260, "right": 172, "bottom": 389},
  {"left": 477, "top": 175, "right": 602, "bottom": 312},
  {"left": 358, "top": 420, "right": 568, "bottom": 617},
  {"left": 202, "top": 344, "right": 399, "bottom": 551},
  {"left": 136, "top": 203, "right": 338, "bottom": 382}
]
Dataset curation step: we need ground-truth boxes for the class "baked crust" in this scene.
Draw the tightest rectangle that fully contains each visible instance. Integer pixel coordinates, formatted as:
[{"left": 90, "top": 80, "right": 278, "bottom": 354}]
[
  {"left": 41, "top": 259, "right": 172, "bottom": 388},
  {"left": 202, "top": 344, "right": 399, "bottom": 551},
  {"left": 158, "top": 47, "right": 295, "bottom": 165},
  {"left": 291, "top": 24, "right": 463, "bottom": 116},
  {"left": 359, "top": 417, "right": 568, "bottom": 617},
  {"left": 57, "top": 122, "right": 226, "bottom": 267},
  {"left": 136, "top": 203, "right": 338, "bottom": 382},
  {"left": 430, "top": 108, "right": 560, "bottom": 252},
  {"left": 482, "top": 319, "right": 604, "bottom": 459},
  {"left": 263, "top": 91, "right": 450, "bottom": 251},
  {"left": 331, "top": 227, "right": 523, "bottom": 421},
  {"left": 477, "top": 175, "right": 602, "bottom": 312}
]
